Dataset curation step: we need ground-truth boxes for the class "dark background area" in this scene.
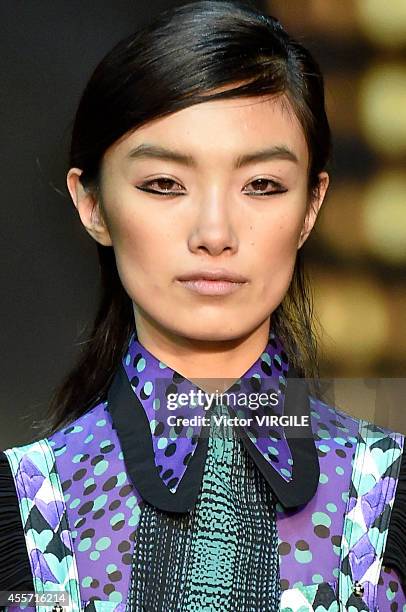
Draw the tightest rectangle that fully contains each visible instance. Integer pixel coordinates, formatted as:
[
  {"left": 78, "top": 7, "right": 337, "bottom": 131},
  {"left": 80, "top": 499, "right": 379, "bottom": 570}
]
[{"left": 1, "top": 0, "right": 405, "bottom": 448}]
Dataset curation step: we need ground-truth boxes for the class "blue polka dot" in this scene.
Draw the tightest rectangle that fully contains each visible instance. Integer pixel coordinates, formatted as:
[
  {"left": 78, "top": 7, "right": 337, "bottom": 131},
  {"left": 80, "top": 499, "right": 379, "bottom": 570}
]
[
  {"left": 78, "top": 538, "right": 91, "bottom": 552},
  {"left": 109, "top": 591, "right": 123, "bottom": 603},
  {"left": 157, "top": 437, "right": 168, "bottom": 449},
  {"left": 126, "top": 496, "right": 138, "bottom": 509},
  {"left": 93, "top": 494, "right": 108, "bottom": 511},
  {"left": 153, "top": 398, "right": 160, "bottom": 411},
  {"left": 68, "top": 426, "right": 83, "bottom": 434},
  {"left": 96, "top": 537, "right": 111, "bottom": 551},
  {"left": 94, "top": 460, "right": 109, "bottom": 476},
  {"left": 129, "top": 505, "right": 141, "bottom": 527},
  {"left": 137, "top": 357, "right": 146, "bottom": 372},
  {"left": 144, "top": 381, "right": 153, "bottom": 395},
  {"left": 116, "top": 472, "right": 127, "bottom": 486},
  {"left": 90, "top": 551, "right": 100, "bottom": 561},
  {"left": 110, "top": 513, "right": 125, "bottom": 527},
  {"left": 261, "top": 353, "right": 271, "bottom": 365}
]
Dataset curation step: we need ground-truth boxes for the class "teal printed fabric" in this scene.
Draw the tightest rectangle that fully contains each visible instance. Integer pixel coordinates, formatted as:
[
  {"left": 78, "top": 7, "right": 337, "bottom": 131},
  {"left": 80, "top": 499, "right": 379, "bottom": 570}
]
[
  {"left": 3, "top": 440, "right": 82, "bottom": 612},
  {"left": 127, "top": 403, "right": 281, "bottom": 610}
]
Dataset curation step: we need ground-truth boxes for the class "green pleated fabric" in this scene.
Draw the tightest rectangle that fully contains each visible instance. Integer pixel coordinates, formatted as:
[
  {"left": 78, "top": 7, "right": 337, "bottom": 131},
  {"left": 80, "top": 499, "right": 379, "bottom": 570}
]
[{"left": 127, "top": 403, "right": 281, "bottom": 611}]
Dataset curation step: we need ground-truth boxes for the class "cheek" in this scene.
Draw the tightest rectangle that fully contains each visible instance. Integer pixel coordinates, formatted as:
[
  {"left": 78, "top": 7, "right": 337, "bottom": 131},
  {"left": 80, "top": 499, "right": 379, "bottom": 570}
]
[
  {"left": 108, "top": 211, "right": 167, "bottom": 294},
  {"left": 256, "top": 213, "right": 301, "bottom": 266},
  {"left": 254, "top": 217, "right": 301, "bottom": 298}
]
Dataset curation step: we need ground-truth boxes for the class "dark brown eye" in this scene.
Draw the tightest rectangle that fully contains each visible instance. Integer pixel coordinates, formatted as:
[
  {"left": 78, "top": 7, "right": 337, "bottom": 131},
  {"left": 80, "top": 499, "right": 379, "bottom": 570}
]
[
  {"left": 149, "top": 178, "right": 182, "bottom": 192},
  {"left": 136, "top": 177, "right": 184, "bottom": 195},
  {"left": 251, "top": 179, "right": 270, "bottom": 191},
  {"left": 244, "top": 178, "right": 285, "bottom": 195}
]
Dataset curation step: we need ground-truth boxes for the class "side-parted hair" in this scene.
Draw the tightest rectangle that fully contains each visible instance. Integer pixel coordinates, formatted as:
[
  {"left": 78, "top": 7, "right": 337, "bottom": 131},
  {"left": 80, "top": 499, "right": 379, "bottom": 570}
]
[{"left": 37, "top": 0, "right": 332, "bottom": 437}]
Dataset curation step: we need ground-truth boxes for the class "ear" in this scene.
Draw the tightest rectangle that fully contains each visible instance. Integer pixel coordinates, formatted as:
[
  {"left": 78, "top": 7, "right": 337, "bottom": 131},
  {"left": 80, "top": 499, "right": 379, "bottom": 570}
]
[
  {"left": 298, "top": 171, "right": 329, "bottom": 250},
  {"left": 66, "top": 168, "right": 113, "bottom": 247}
]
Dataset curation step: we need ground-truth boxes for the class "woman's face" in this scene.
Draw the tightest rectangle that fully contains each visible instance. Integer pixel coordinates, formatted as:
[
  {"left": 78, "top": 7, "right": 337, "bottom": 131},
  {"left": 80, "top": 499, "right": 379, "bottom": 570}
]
[{"left": 68, "top": 93, "right": 329, "bottom": 343}]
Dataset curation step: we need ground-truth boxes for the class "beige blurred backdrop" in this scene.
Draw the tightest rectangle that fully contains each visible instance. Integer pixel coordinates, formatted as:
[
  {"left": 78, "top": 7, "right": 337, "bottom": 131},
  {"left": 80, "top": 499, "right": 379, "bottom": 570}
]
[{"left": 265, "top": 0, "right": 406, "bottom": 431}]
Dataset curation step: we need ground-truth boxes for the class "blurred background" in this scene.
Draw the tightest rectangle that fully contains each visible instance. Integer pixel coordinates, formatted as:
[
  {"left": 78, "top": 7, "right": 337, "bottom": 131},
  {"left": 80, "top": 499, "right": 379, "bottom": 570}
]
[
  {"left": 0, "top": 0, "right": 405, "bottom": 447},
  {"left": 265, "top": 0, "right": 406, "bottom": 432}
]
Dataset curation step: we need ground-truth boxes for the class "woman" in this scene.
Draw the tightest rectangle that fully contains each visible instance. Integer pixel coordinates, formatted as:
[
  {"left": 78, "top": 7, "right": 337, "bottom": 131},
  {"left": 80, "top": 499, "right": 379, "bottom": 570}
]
[{"left": 1, "top": 1, "right": 405, "bottom": 610}]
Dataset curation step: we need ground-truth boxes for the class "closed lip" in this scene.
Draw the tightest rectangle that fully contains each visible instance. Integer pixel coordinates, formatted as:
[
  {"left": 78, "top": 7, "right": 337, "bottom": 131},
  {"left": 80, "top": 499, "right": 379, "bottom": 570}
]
[{"left": 177, "top": 269, "right": 248, "bottom": 283}]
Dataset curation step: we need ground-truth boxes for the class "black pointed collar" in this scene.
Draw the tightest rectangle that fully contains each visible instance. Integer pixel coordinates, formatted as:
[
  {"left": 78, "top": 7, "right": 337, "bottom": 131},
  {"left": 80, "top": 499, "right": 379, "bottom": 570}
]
[{"left": 107, "top": 331, "right": 319, "bottom": 512}]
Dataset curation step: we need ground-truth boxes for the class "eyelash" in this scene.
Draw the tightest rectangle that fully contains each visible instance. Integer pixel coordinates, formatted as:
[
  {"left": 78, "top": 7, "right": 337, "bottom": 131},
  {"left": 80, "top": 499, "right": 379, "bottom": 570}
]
[{"left": 135, "top": 177, "right": 287, "bottom": 197}]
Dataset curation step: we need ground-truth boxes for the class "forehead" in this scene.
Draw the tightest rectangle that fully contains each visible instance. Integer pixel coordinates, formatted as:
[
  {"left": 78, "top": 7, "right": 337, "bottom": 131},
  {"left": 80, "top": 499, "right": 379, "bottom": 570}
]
[{"left": 107, "top": 93, "right": 309, "bottom": 170}]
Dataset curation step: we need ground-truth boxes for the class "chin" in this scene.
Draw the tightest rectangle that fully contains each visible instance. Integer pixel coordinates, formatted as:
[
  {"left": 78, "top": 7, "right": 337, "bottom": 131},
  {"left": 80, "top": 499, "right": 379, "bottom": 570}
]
[{"left": 171, "top": 323, "right": 246, "bottom": 343}]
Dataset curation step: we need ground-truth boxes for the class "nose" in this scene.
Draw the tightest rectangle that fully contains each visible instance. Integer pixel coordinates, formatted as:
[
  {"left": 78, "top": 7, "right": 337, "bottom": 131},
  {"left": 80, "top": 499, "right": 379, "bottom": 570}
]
[{"left": 187, "top": 190, "right": 239, "bottom": 256}]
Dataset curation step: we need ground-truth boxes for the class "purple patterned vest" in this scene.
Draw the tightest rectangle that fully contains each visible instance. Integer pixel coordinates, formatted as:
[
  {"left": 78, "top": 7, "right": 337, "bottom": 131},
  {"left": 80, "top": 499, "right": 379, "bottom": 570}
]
[{"left": 2, "top": 331, "right": 405, "bottom": 611}]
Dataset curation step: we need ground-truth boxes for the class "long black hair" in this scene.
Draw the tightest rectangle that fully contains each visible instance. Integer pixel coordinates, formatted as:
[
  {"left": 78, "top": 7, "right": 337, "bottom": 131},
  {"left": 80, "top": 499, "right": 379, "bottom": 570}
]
[{"left": 36, "top": 0, "right": 332, "bottom": 438}]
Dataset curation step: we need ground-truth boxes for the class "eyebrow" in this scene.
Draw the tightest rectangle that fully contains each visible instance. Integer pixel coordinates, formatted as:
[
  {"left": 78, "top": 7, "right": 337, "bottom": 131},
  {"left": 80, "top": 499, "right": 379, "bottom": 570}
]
[{"left": 125, "top": 143, "right": 299, "bottom": 168}]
